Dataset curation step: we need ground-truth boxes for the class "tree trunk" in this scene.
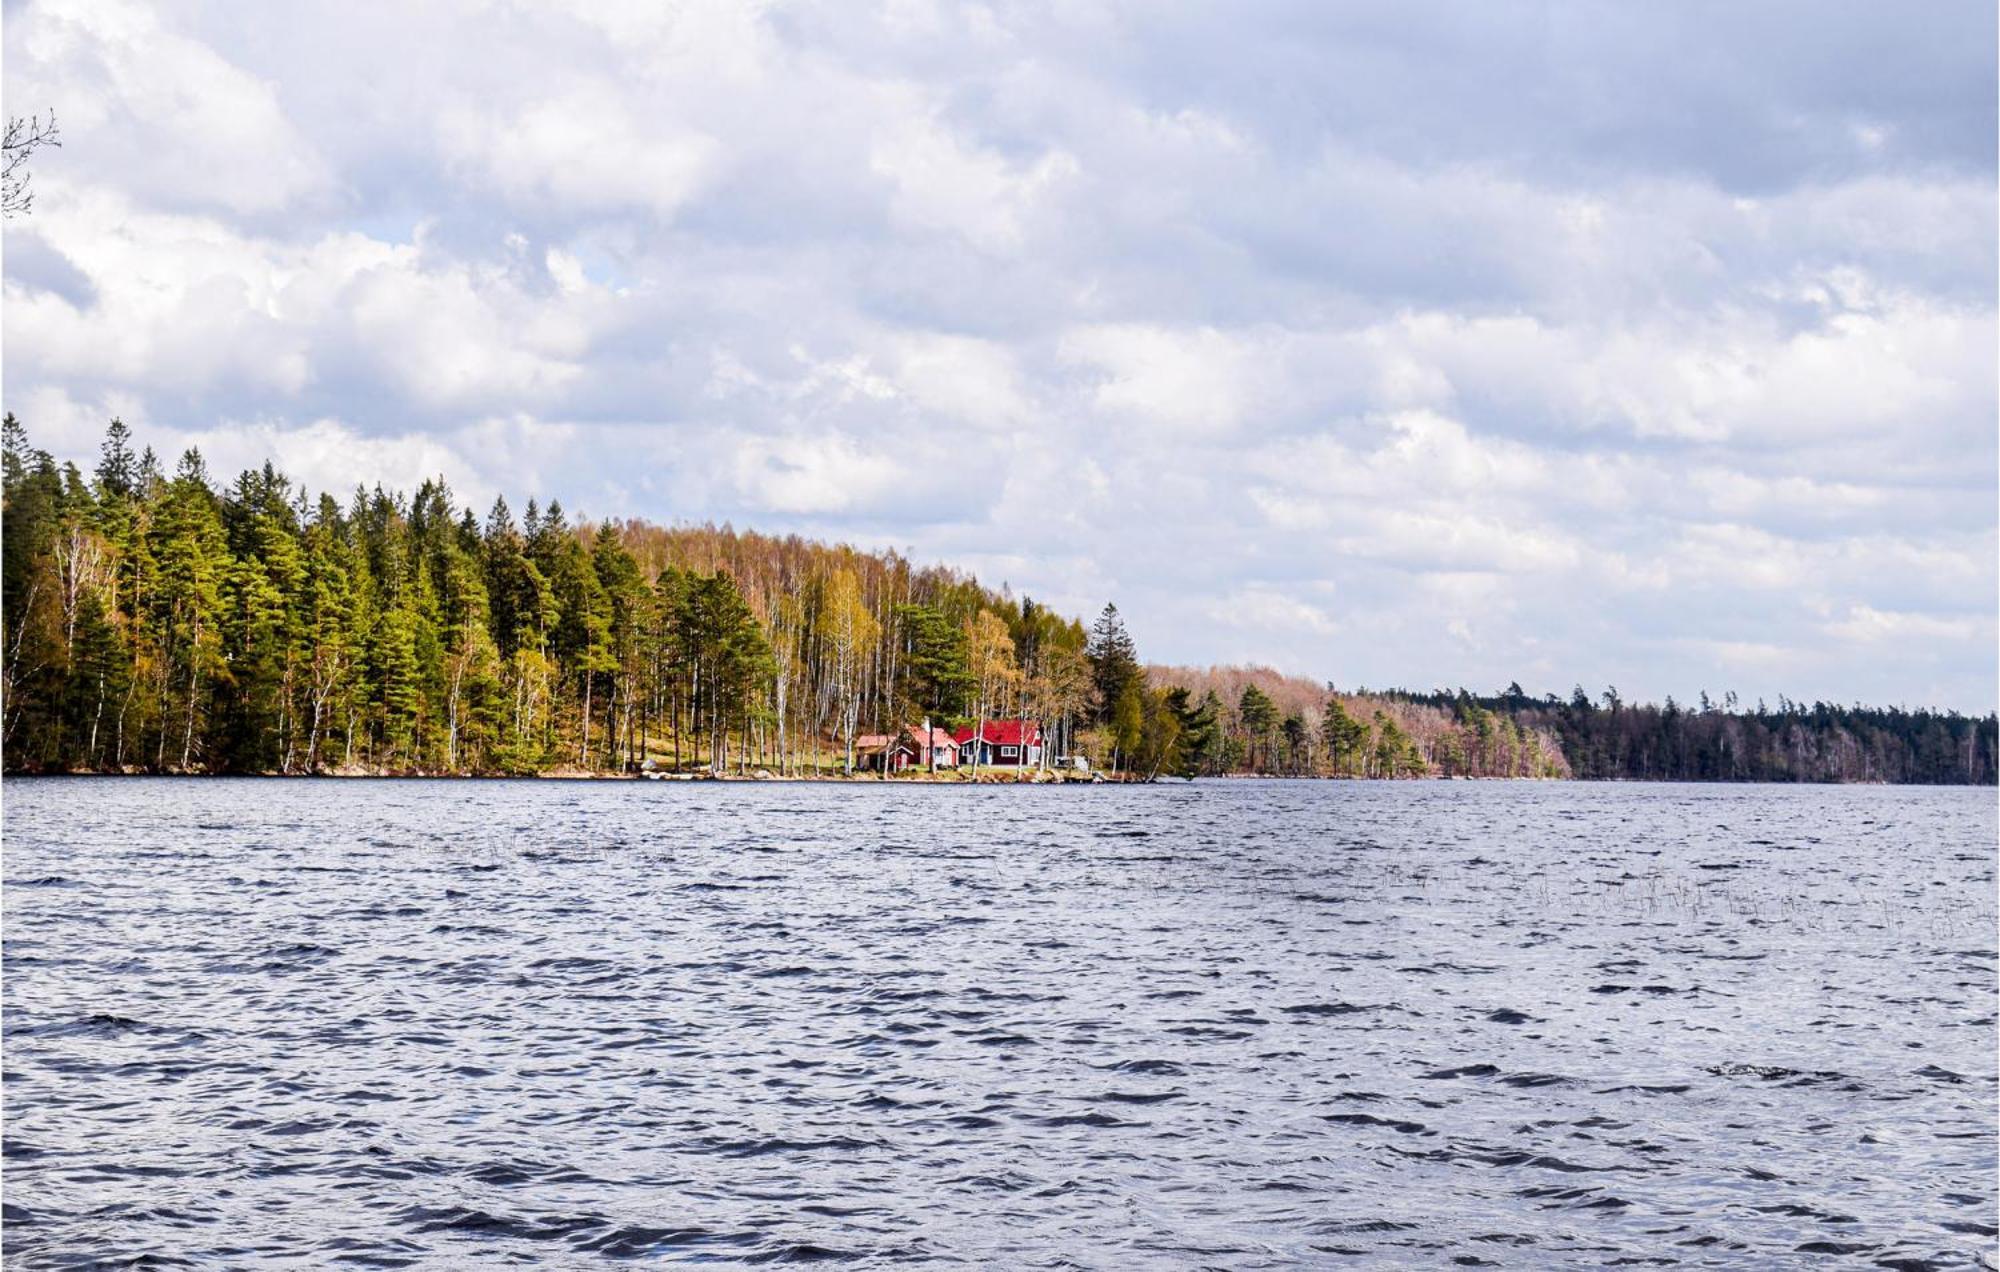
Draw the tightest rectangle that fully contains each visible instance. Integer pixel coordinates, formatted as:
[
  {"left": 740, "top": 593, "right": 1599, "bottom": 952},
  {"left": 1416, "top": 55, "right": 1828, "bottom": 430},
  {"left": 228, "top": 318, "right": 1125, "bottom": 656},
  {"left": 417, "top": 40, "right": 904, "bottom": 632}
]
[{"left": 180, "top": 662, "right": 200, "bottom": 772}]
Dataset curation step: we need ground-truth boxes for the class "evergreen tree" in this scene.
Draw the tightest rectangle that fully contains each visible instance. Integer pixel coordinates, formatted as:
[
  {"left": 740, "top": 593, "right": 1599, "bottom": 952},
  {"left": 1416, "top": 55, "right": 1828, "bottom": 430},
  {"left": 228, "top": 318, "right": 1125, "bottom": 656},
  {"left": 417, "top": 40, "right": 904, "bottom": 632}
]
[
  {"left": 1168, "top": 692, "right": 1208, "bottom": 780},
  {"left": 896, "top": 603, "right": 972, "bottom": 722},
  {"left": 1281, "top": 713, "right": 1310, "bottom": 774},
  {"left": 95, "top": 418, "right": 139, "bottom": 500},
  {"left": 149, "top": 450, "right": 228, "bottom": 770},
  {"left": 1322, "top": 696, "right": 1369, "bottom": 776},
  {"left": 1238, "top": 683, "right": 1278, "bottom": 771},
  {"left": 1086, "top": 603, "right": 1140, "bottom": 722},
  {"left": 1165, "top": 686, "right": 1219, "bottom": 779}
]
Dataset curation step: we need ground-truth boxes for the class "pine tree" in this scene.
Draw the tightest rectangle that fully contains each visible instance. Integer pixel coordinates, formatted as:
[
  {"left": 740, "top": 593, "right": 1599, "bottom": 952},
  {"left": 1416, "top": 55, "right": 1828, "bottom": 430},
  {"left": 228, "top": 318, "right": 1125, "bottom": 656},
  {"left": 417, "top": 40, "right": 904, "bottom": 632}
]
[
  {"left": 1238, "top": 683, "right": 1278, "bottom": 772},
  {"left": 1164, "top": 686, "right": 1214, "bottom": 779},
  {"left": 95, "top": 418, "right": 139, "bottom": 500},
  {"left": 1323, "top": 695, "right": 1368, "bottom": 776},
  {"left": 371, "top": 602, "right": 424, "bottom": 765},
  {"left": 1086, "top": 603, "right": 1140, "bottom": 722},
  {"left": 149, "top": 451, "right": 228, "bottom": 770},
  {"left": 897, "top": 604, "right": 972, "bottom": 725},
  {"left": 299, "top": 506, "right": 355, "bottom": 771}
]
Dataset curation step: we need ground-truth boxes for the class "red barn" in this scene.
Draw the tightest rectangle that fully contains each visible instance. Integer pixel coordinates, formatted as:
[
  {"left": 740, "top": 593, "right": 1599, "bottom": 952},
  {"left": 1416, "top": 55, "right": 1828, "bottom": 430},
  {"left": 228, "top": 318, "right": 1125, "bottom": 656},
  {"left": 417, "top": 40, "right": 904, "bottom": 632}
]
[{"left": 952, "top": 719, "right": 1043, "bottom": 767}]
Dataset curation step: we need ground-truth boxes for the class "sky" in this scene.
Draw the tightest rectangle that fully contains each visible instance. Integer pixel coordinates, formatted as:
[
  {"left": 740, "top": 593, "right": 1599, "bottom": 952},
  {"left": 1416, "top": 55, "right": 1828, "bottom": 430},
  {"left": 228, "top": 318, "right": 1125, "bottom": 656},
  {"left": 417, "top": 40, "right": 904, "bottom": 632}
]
[{"left": 4, "top": 0, "right": 1996, "bottom": 711}]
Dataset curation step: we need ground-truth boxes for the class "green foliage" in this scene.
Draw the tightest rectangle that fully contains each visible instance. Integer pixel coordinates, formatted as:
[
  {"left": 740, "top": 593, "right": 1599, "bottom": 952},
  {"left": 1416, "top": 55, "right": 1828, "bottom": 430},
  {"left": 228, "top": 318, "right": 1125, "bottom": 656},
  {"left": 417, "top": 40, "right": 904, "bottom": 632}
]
[
  {"left": 1165, "top": 686, "right": 1218, "bottom": 779},
  {"left": 894, "top": 603, "right": 972, "bottom": 720},
  {"left": 1320, "top": 697, "right": 1364, "bottom": 775},
  {"left": 1110, "top": 679, "right": 1145, "bottom": 767},
  {"left": 0, "top": 420, "right": 786, "bottom": 774},
  {"left": 1087, "top": 603, "right": 1140, "bottom": 723},
  {"left": 1237, "top": 683, "right": 1278, "bottom": 771},
  {"left": 679, "top": 570, "right": 772, "bottom": 772},
  {"left": 1130, "top": 686, "right": 1184, "bottom": 779},
  {"left": 1372, "top": 711, "right": 1424, "bottom": 777}
]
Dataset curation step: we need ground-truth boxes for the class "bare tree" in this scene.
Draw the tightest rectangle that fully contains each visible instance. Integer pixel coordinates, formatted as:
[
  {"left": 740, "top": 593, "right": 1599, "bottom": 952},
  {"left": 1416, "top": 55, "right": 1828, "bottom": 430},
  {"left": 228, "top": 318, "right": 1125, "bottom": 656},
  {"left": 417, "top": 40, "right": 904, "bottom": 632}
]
[{"left": 4, "top": 112, "right": 61, "bottom": 217}]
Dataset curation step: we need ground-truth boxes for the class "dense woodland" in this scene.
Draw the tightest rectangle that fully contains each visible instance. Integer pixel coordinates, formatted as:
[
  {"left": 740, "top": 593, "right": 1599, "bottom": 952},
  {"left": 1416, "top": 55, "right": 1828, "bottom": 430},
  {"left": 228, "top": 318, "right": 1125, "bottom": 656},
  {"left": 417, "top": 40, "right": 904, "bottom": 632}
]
[
  {"left": 4, "top": 419, "right": 1110, "bottom": 777},
  {"left": 4, "top": 419, "right": 1992, "bottom": 784}
]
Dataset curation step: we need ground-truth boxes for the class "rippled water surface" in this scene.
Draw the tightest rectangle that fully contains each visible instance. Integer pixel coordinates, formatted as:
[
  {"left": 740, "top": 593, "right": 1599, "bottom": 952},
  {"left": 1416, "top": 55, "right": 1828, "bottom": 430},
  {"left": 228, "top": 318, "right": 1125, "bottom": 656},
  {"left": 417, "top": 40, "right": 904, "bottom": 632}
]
[{"left": 4, "top": 778, "right": 1996, "bottom": 1268}]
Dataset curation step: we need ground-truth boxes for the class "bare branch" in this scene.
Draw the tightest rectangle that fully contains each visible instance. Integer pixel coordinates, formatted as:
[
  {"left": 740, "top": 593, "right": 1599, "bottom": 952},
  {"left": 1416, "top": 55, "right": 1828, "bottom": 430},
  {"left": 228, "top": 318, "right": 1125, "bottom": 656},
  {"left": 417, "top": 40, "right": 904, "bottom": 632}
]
[{"left": 3, "top": 110, "right": 62, "bottom": 218}]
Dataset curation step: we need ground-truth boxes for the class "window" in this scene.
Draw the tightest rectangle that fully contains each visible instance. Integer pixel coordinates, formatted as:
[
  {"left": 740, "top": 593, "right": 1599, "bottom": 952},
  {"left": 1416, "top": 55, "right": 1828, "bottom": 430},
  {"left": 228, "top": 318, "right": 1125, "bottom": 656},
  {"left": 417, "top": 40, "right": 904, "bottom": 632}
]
[{"left": 1001, "top": 745, "right": 1019, "bottom": 758}]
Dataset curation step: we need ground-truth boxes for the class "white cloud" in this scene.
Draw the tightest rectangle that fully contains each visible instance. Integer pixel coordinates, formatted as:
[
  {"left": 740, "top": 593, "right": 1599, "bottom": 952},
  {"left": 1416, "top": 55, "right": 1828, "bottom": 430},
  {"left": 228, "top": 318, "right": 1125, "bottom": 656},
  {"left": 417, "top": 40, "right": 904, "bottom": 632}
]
[
  {"left": 730, "top": 432, "right": 905, "bottom": 515},
  {"left": 7, "top": 186, "right": 607, "bottom": 416},
  {"left": 14, "top": 0, "right": 330, "bottom": 213},
  {"left": 870, "top": 107, "right": 1078, "bottom": 251},
  {"left": 1059, "top": 324, "right": 1267, "bottom": 436},
  {"left": 1206, "top": 586, "right": 1340, "bottom": 636},
  {"left": 890, "top": 334, "right": 1032, "bottom": 427},
  {"left": 438, "top": 88, "right": 717, "bottom": 217},
  {"left": 1825, "top": 605, "right": 1984, "bottom": 645}
]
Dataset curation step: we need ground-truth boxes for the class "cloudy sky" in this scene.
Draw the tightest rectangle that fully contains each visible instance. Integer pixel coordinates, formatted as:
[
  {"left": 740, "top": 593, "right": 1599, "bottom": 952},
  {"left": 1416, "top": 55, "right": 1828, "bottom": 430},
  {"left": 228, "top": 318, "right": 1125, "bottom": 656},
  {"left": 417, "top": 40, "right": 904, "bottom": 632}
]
[{"left": 5, "top": 0, "right": 1995, "bottom": 709}]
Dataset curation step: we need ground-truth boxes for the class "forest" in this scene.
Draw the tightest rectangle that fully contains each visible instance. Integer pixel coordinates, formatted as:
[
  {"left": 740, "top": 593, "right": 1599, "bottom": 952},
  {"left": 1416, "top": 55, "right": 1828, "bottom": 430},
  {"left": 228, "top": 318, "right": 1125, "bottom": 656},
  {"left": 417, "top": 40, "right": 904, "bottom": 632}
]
[
  {"left": 1408, "top": 685, "right": 1997, "bottom": 785},
  {"left": 3, "top": 418, "right": 1992, "bottom": 784},
  {"left": 1154, "top": 667, "right": 1994, "bottom": 785},
  {"left": 2, "top": 417, "right": 1155, "bottom": 778}
]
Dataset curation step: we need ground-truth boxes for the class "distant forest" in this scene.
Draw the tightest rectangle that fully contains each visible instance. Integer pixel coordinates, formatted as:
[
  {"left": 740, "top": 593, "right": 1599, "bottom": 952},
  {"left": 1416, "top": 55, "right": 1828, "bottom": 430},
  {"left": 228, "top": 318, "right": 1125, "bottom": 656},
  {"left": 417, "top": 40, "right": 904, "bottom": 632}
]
[
  {"left": 4, "top": 418, "right": 1993, "bottom": 784},
  {"left": 1153, "top": 667, "right": 1995, "bottom": 786}
]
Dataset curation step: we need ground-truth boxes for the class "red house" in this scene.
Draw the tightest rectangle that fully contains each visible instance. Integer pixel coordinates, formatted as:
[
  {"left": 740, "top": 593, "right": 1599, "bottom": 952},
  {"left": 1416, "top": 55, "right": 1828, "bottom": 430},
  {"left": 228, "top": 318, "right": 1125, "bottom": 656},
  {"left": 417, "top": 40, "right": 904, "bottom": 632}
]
[
  {"left": 952, "top": 719, "right": 1043, "bottom": 767},
  {"left": 855, "top": 723, "right": 960, "bottom": 772}
]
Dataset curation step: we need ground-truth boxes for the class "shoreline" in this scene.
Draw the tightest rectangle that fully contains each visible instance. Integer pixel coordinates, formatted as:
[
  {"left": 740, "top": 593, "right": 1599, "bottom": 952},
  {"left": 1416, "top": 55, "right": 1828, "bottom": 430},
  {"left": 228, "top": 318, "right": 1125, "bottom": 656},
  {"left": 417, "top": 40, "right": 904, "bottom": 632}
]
[
  {"left": 1, "top": 768, "right": 1982, "bottom": 786},
  {"left": 0, "top": 765, "right": 1119, "bottom": 783}
]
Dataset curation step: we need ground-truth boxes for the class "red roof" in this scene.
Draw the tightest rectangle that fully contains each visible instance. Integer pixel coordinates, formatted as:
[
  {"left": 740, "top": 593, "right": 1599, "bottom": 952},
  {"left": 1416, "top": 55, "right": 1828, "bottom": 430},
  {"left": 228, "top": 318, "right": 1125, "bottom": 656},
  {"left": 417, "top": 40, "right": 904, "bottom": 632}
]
[
  {"left": 951, "top": 719, "right": 1041, "bottom": 747},
  {"left": 859, "top": 726, "right": 959, "bottom": 753}
]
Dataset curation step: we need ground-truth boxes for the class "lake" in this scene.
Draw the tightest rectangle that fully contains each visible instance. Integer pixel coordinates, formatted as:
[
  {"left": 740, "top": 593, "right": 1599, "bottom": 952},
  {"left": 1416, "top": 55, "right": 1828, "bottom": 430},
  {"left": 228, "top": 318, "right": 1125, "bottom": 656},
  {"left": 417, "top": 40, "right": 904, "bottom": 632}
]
[{"left": 3, "top": 778, "right": 1994, "bottom": 1267}]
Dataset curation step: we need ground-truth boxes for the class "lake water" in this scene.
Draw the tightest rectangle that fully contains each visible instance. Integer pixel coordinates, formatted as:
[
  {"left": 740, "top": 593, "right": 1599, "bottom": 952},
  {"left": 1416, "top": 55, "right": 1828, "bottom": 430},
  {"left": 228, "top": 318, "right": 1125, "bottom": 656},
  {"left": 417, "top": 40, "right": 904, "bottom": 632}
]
[{"left": 3, "top": 778, "right": 1995, "bottom": 1268}]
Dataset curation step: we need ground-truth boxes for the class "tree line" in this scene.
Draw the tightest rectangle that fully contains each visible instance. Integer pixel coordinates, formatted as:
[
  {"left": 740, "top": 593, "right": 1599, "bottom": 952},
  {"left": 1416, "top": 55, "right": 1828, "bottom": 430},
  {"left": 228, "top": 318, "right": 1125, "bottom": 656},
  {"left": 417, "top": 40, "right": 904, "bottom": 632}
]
[
  {"left": 2, "top": 418, "right": 1162, "bottom": 777},
  {"left": 1151, "top": 666, "right": 1994, "bottom": 785},
  {"left": 5, "top": 419, "right": 1989, "bottom": 784},
  {"left": 1149, "top": 666, "right": 1570, "bottom": 780},
  {"left": 1410, "top": 684, "right": 1996, "bottom": 785}
]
